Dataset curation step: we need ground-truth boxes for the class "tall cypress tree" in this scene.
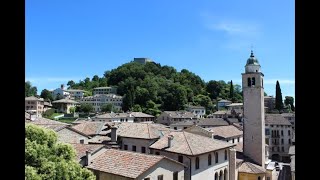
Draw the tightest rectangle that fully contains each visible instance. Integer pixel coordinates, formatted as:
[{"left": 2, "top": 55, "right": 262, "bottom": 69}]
[
  {"left": 229, "top": 80, "right": 234, "bottom": 102},
  {"left": 275, "top": 80, "right": 284, "bottom": 111}
]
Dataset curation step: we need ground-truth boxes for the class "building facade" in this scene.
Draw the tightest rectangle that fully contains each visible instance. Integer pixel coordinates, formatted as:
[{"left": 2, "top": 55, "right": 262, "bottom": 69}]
[
  {"left": 25, "top": 96, "right": 45, "bottom": 117},
  {"left": 157, "top": 111, "right": 197, "bottom": 125},
  {"left": 92, "top": 87, "right": 117, "bottom": 96},
  {"left": 186, "top": 105, "right": 206, "bottom": 118},
  {"left": 79, "top": 94, "right": 123, "bottom": 112}
]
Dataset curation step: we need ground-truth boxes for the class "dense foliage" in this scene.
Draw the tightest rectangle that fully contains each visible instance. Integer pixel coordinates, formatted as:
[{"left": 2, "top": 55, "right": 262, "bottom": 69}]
[
  {"left": 284, "top": 96, "right": 295, "bottom": 111},
  {"left": 25, "top": 124, "right": 95, "bottom": 180},
  {"left": 275, "top": 80, "right": 284, "bottom": 111},
  {"left": 40, "top": 89, "right": 54, "bottom": 101},
  {"left": 25, "top": 81, "right": 38, "bottom": 97},
  {"left": 67, "top": 62, "right": 243, "bottom": 114}
]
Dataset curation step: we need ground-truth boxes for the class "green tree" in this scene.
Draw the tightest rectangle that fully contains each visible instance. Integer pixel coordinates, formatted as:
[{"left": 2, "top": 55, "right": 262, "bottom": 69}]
[
  {"left": 55, "top": 93, "right": 64, "bottom": 100},
  {"left": 229, "top": 80, "right": 234, "bottom": 102},
  {"left": 275, "top": 80, "right": 284, "bottom": 111},
  {"left": 25, "top": 124, "right": 95, "bottom": 180},
  {"left": 79, "top": 103, "right": 94, "bottom": 114},
  {"left": 132, "top": 104, "right": 142, "bottom": 112},
  {"left": 206, "top": 80, "right": 223, "bottom": 99},
  {"left": 40, "top": 89, "right": 54, "bottom": 101},
  {"left": 25, "top": 81, "right": 38, "bottom": 97},
  {"left": 101, "top": 103, "right": 114, "bottom": 113},
  {"left": 162, "top": 83, "right": 187, "bottom": 110},
  {"left": 69, "top": 107, "right": 76, "bottom": 114},
  {"left": 67, "top": 80, "right": 75, "bottom": 88},
  {"left": 92, "top": 75, "right": 99, "bottom": 82},
  {"left": 284, "top": 96, "right": 295, "bottom": 111}
]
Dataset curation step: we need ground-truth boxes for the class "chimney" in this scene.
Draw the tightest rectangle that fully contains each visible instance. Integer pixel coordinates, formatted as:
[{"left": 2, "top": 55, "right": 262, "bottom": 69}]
[
  {"left": 85, "top": 150, "right": 92, "bottom": 166},
  {"left": 61, "top": 84, "right": 64, "bottom": 90},
  {"left": 111, "top": 126, "right": 118, "bottom": 142},
  {"left": 168, "top": 135, "right": 174, "bottom": 148}
]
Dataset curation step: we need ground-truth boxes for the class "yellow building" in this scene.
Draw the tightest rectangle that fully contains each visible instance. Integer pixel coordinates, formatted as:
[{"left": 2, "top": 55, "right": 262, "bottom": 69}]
[{"left": 238, "top": 161, "right": 266, "bottom": 180}]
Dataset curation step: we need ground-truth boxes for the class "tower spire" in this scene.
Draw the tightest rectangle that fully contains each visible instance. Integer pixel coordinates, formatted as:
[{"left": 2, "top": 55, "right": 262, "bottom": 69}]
[{"left": 250, "top": 44, "right": 254, "bottom": 57}]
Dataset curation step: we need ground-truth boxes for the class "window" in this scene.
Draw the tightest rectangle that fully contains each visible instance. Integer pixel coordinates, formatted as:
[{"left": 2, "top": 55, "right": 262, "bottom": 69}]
[
  {"left": 208, "top": 154, "right": 212, "bottom": 165},
  {"left": 155, "top": 152, "right": 160, "bottom": 155},
  {"left": 265, "top": 129, "right": 270, "bottom": 135},
  {"left": 225, "top": 150, "right": 228, "bottom": 160},
  {"left": 282, "top": 147, "right": 284, "bottom": 152},
  {"left": 237, "top": 137, "right": 240, "bottom": 142},
  {"left": 232, "top": 139, "right": 234, "bottom": 143},
  {"left": 174, "top": 127, "right": 177, "bottom": 130},
  {"left": 144, "top": 178, "right": 150, "bottom": 180},
  {"left": 267, "top": 177, "right": 270, "bottom": 180},
  {"left": 132, "top": 145, "right": 136, "bottom": 152},
  {"left": 141, "top": 147, "right": 146, "bottom": 153},
  {"left": 289, "top": 139, "right": 291, "bottom": 144},
  {"left": 80, "top": 139, "right": 84, "bottom": 144},
  {"left": 281, "top": 139, "right": 284, "bottom": 145},
  {"left": 183, "top": 127, "right": 187, "bottom": 129},
  {"left": 247, "top": 78, "right": 251, "bottom": 87},
  {"left": 258, "top": 177, "right": 261, "bottom": 180},
  {"left": 215, "top": 152, "right": 218, "bottom": 163},
  {"left": 178, "top": 155, "right": 183, "bottom": 163},
  {"left": 157, "top": 175, "right": 163, "bottom": 180},
  {"left": 173, "top": 172, "right": 178, "bottom": 180},
  {"left": 281, "top": 130, "right": 284, "bottom": 136},
  {"left": 265, "top": 138, "right": 269, "bottom": 145},
  {"left": 288, "top": 130, "right": 291, "bottom": 136},
  {"left": 277, "top": 147, "right": 280, "bottom": 152},
  {"left": 272, "top": 147, "right": 274, "bottom": 151},
  {"left": 195, "top": 157, "right": 200, "bottom": 170},
  {"left": 252, "top": 77, "right": 256, "bottom": 85}
]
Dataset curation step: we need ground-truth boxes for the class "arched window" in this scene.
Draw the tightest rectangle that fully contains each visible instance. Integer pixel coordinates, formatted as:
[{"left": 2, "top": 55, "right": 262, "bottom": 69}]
[
  {"left": 224, "top": 169, "right": 228, "bottom": 180},
  {"left": 224, "top": 149, "right": 228, "bottom": 160},
  {"left": 215, "top": 152, "right": 219, "bottom": 163},
  {"left": 247, "top": 78, "right": 251, "bottom": 87},
  {"left": 208, "top": 154, "right": 212, "bottom": 165},
  {"left": 252, "top": 77, "right": 256, "bottom": 86},
  {"left": 258, "top": 176, "right": 261, "bottom": 180},
  {"left": 214, "top": 172, "right": 218, "bottom": 180},
  {"left": 195, "top": 157, "right": 199, "bottom": 170}
]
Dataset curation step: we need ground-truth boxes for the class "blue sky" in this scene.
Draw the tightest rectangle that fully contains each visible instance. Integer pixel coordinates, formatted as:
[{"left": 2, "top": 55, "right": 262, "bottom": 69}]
[{"left": 26, "top": 0, "right": 294, "bottom": 99}]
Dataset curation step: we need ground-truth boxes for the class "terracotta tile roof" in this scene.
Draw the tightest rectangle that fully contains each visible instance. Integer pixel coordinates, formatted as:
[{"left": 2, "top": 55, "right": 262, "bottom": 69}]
[
  {"left": 205, "top": 125, "right": 243, "bottom": 139},
  {"left": 238, "top": 161, "right": 266, "bottom": 174},
  {"left": 170, "top": 121, "right": 195, "bottom": 126},
  {"left": 163, "top": 111, "right": 197, "bottom": 119},
  {"left": 226, "top": 118, "right": 241, "bottom": 124},
  {"left": 232, "top": 123, "right": 243, "bottom": 131},
  {"left": 265, "top": 114, "right": 292, "bottom": 125},
  {"left": 87, "top": 149, "right": 182, "bottom": 178},
  {"left": 70, "top": 143, "right": 105, "bottom": 160},
  {"left": 116, "top": 123, "right": 171, "bottom": 139},
  {"left": 26, "top": 117, "right": 69, "bottom": 131},
  {"left": 149, "top": 131, "right": 234, "bottom": 156},
  {"left": 198, "top": 118, "right": 229, "bottom": 126},
  {"left": 184, "top": 125, "right": 213, "bottom": 138},
  {"left": 88, "top": 135, "right": 111, "bottom": 144},
  {"left": 71, "top": 122, "right": 105, "bottom": 136}
]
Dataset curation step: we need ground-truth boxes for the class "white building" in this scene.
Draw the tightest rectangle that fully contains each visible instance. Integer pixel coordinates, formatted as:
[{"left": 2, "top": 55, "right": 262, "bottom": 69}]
[
  {"left": 92, "top": 87, "right": 117, "bottom": 96},
  {"left": 265, "top": 114, "right": 293, "bottom": 163},
  {"left": 79, "top": 94, "right": 123, "bottom": 112},
  {"left": 281, "top": 113, "right": 295, "bottom": 130},
  {"left": 149, "top": 131, "right": 235, "bottom": 180},
  {"left": 186, "top": 105, "right": 206, "bottom": 118},
  {"left": 157, "top": 111, "right": 198, "bottom": 125},
  {"left": 92, "top": 112, "right": 155, "bottom": 122},
  {"left": 217, "top": 99, "right": 232, "bottom": 110},
  {"left": 64, "top": 89, "right": 86, "bottom": 99},
  {"left": 51, "top": 84, "right": 71, "bottom": 100}
]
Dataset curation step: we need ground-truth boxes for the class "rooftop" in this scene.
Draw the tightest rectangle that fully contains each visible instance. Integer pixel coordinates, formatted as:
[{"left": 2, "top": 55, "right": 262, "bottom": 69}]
[
  {"left": 218, "top": 99, "right": 232, "bottom": 103},
  {"left": 71, "top": 122, "right": 106, "bottom": 136},
  {"left": 149, "top": 131, "right": 234, "bottom": 156},
  {"left": 265, "top": 114, "right": 292, "bottom": 125},
  {"left": 52, "top": 99, "right": 80, "bottom": 104},
  {"left": 116, "top": 122, "right": 171, "bottom": 139},
  {"left": 93, "top": 86, "right": 116, "bottom": 90},
  {"left": 87, "top": 149, "right": 182, "bottom": 179},
  {"left": 205, "top": 125, "right": 243, "bottom": 139},
  {"left": 95, "top": 112, "right": 154, "bottom": 119},
  {"left": 198, "top": 118, "right": 229, "bottom": 126},
  {"left": 64, "top": 89, "right": 86, "bottom": 92},
  {"left": 25, "top": 117, "right": 69, "bottom": 131},
  {"left": 163, "top": 111, "right": 197, "bottom": 119},
  {"left": 212, "top": 110, "right": 227, "bottom": 115},
  {"left": 238, "top": 161, "right": 265, "bottom": 174},
  {"left": 25, "top": 96, "right": 44, "bottom": 101},
  {"left": 70, "top": 143, "right": 105, "bottom": 160}
]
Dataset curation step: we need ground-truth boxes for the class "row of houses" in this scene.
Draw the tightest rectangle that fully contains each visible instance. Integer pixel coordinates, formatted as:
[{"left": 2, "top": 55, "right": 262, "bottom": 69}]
[{"left": 25, "top": 109, "right": 294, "bottom": 180}]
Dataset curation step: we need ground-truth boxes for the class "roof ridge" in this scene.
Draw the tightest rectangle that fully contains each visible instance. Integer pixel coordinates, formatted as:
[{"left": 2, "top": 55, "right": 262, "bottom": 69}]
[{"left": 183, "top": 131, "right": 194, "bottom": 155}]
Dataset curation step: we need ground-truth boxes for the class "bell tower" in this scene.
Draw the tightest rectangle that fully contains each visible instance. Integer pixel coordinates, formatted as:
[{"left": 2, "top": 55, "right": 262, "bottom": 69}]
[{"left": 242, "top": 50, "right": 265, "bottom": 168}]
